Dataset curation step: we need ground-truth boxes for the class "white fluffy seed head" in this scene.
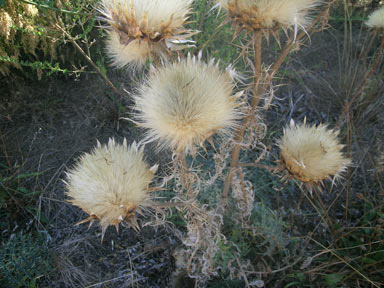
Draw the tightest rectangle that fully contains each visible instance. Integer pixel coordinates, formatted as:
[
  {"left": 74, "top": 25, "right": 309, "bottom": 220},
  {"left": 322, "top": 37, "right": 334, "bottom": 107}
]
[
  {"left": 218, "top": 0, "right": 322, "bottom": 30},
  {"left": 366, "top": 6, "right": 384, "bottom": 29},
  {"left": 278, "top": 121, "right": 351, "bottom": 184},
  {"left": 133, "top": 54, "right": 242, "bottom": 153},
  {"left": 65, "top": 138, "right": 156, "bottom": 239},
  {"left": 99, "top": 0, "right": 195, "bottom": 69}
]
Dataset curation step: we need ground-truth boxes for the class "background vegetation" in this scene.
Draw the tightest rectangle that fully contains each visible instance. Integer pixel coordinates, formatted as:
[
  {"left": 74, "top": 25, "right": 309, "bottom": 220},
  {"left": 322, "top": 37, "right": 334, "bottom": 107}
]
[{"left": 1, "top": 0, "right": 383, "bottom": 287}]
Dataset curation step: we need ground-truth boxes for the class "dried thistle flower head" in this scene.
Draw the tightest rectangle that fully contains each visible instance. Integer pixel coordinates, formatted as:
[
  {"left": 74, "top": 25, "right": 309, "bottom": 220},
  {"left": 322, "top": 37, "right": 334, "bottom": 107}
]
[
  {"left": 218, "top": 0, "right": 321, "bottom": 31},
  {"left": 278, "top": 120, "right": 351, "bottom": 191},
  {"left": 366, "top": 6, "right": 384, "bottom": 29},
  {"left": 65, "top": 138, "right": 158, "bottom": 241},
  {"left": 99, "top": 0, "right": 195, "bottom": 69},
  {"left": 133, "top": 53, "right": 242, "bottom": 153}
]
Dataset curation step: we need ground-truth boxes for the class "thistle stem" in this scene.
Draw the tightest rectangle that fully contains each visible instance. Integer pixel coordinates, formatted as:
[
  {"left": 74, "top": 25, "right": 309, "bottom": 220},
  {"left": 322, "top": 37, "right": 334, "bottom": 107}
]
[
  {"left": 178, "top": 152, "right": 192, "bottom": 197},
  {"left": 251, "top": 29, "right": 263, "bottom": 107},
  {"left": 55, "top": 24, "right": 126, "bottom": 99},
  {"left": 223, "top": 29, "right": 263, "bottom": 200},
  {"left": 237, "top": 162, "right": 276, "bottom": 170}
]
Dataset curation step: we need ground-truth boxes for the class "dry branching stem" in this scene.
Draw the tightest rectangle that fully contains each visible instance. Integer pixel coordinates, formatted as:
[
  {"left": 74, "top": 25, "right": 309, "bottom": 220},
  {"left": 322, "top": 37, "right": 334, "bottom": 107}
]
[
  {"left": 222, "top": 1, "right": 334, "bottom": 202},
  {"left": 223, "top": 29, "right": 263, "bottom": 200},
  {"left": 55, "top": 24, "right": 126, "bottom": 99},
  {"left": 237, "top": 162, "right": 276, "bottom": 170}
]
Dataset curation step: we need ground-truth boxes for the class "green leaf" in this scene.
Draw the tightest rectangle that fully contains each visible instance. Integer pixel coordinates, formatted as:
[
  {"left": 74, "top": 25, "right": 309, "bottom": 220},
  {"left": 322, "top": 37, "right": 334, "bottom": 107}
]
[
  {"left": 284, "top": 282, "right": 301, "bottom": 288},
  {"left": 0, "top": 0, "right": 5, "bottom": 7},
  {"left": 0, "top": 162, "right": 9, "bottom": 169},
  {"left": 364, "top": 209, "right": 377, "bottom": 222},
  {"left": 360, "top": 257, "right": 376, "bottom": 265},
  {"left": 324, "top": 273, "right": 343, "bottom": 287},
  {"left": 15, "top": 172, "right": 41, "bottom": 180},
  {"left": 17, "top": 187, "right": 30, "bottom": 194}
]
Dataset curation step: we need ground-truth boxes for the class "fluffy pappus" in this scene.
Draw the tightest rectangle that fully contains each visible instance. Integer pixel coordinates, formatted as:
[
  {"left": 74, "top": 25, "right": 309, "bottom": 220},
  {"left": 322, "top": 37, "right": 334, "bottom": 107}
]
[
  {"left": 99, "top": 0, "right": 195, "bottom": 69},
  {"left": 366, "top": 6, "right": 384, "bottom": 29},
  {"left": 65, "top": 138, "right": 158, "bottom": 241},
  {"left": 217, "top": 0, "right": 322, "bottom": 31},
  {"left": 278, "top": 120, "right": 351, "bottom": 192},
  {"left": 133, "top": 53, "right": 243, "bottom": 153}
]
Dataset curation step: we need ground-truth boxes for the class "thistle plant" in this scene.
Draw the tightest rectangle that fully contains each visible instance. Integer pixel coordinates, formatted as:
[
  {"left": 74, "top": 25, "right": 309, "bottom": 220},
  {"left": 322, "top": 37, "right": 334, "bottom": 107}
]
[
  {"left": 220, "top": 0, "right": 327, "bottom": 199},
  {"left": 65, "top": 138, "right": 158, "bottom": 241},
  {"left": 62, "top": 0, "right": 363, "bottom": 284},
  {"left": 278, "top": 120, "right": 351, "bottom": 193},
  {"left": 132, "top": 53, "right": 242, "bottom": 153}
]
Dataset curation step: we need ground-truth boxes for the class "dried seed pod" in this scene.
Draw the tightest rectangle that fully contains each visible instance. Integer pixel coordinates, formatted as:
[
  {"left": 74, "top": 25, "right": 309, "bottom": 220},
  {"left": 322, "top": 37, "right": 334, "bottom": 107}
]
[
  {"left": 99, "top": 0, "right": 196, "bottom": 68},
  {"left": 366, "top": 6, "right": 384, "bottom": 29},
  {"left": 217, "top": 0, "right": 321, "bottom": 31},
  {"left": 278, "top": 120, "right": 351, "bottom": 192},
  {"left": 65, "top": 138, "right": 158, "bottom": 241},
  {"left": 133, "top": 53, "right": 243, "bottom": 153}
]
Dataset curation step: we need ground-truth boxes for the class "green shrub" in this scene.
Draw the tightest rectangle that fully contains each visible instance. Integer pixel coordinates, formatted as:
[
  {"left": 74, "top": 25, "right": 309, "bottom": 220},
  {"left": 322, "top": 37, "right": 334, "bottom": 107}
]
[
  {"left": 0, "top": 232, "right": 52, "bottom": 288},
  {"left": 0, "top": 0, "right": 102, "bottom": 79}
]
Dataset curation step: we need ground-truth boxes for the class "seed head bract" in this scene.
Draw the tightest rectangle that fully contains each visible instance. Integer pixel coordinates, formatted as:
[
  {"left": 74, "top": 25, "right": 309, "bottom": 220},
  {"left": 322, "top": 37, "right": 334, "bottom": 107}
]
[
  {"left": 218, "top": 0, "right": 322, "bottom": 31},
  {"left": 133, "top": 53, "right": 242, "bottom": 153},
  {"left": 99, "top": 0, "right": 195, "bottom": 69},
  {"left": 366, "top": 6, "right": 384, "bottom": 29},
  {"left": 65, "top": 138, "right": 158, "bottom": 241},
  {"left": 278, "top": 120, "right": 351, "bottom": 192}
]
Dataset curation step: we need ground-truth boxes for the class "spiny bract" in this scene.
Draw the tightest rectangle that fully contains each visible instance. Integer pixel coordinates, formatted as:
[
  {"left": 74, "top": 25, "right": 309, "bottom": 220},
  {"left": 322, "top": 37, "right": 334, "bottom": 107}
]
[
  {"left": 218, "top": 0, "right": 322, "bottom": 31},
  {"left": 366, "top": 6, "right": 384, "bottom": 29},
  {"left": 99, "top": 0, "right": 195, "bottom": 69},
  {"left": 65, "top": 138, "right": 157, "bottom": 241},
  {"left": 278, "top": 120, "right": 350, "bottom": 190},
  {"left": 133, "top": 53, "right": 242, "bottom": 153}
]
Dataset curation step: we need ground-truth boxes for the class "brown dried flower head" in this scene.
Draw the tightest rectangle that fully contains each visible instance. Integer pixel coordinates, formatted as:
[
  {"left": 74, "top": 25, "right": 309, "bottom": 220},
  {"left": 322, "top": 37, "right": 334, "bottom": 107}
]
[
  {"left": 278, "top": 120, "right": 351, "bottom": 191},
  {"left": 218, "top": 0, "right": 322, "bottom": 31},
  {"left": 133, "top": 53, "right": 242, "bottom": 153},
  {"left": 65, "top": 138, "right": 158, "bottom": 241},
  {"left": 366, "top": 6, "right": 384, "bottom": 29},
  {"left": 99, "top": 0, "right": 196, "bottom": 68}
]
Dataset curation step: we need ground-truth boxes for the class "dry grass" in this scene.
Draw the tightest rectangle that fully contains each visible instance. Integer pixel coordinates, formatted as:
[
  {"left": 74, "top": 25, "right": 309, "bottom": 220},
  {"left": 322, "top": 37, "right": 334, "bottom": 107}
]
[{"left": 0, "top": 74, "right": 176, "bottom": 287}]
